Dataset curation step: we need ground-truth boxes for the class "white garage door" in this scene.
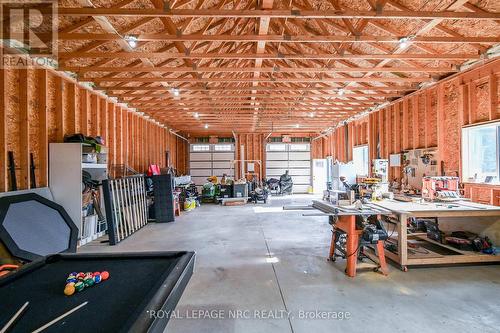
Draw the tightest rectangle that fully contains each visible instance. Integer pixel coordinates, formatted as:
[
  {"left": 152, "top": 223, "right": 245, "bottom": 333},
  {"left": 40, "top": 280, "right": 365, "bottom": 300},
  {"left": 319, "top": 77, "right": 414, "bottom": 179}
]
[
  {"left": 189, "top": 144, "right": 235, "bottom": 188},
  {"left": 266, "top": 143, "right": 311, "bottom": 193}
]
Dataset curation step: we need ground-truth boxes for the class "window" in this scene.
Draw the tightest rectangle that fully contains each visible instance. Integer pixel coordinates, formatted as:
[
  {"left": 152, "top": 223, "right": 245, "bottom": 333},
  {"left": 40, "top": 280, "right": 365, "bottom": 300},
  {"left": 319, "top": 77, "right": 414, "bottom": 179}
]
[
  {"left": 214, "top": 144, "right": 233, "bottom": 152},
  {"left": 218, "top": 137, "right": 235, "bottom": 143},
  {"left": 353, "top": 145, "right": 369, "bottom": 176},
  {"left": 267, "top": 144, "right": 287, "bottom": 151},
  {"left": 291, "top": 137, "right": 311, "bottom": 142},
  {"left": 192, "top": 144, "right": 210, "bottom": 152},
  {"left": 289, "top": 144, "right": 309, "bottom": 151},
  {"left": 462, "top": 122, "right": 500, "bottom": 183}
]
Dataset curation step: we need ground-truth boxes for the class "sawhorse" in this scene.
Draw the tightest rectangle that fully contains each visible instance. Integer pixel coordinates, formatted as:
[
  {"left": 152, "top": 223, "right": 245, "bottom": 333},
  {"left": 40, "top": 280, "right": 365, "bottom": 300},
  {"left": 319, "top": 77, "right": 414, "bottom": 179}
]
[{"left": 328, "top": 215, "right": 389, "bottom": 278}]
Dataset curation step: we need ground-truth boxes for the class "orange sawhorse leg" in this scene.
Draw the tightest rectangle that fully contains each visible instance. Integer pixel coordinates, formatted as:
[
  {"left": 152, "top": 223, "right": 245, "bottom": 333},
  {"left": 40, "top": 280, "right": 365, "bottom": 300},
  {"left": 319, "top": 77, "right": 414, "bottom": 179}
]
[
  {"left": 376, "top": 241, "right": 389, "bottom": 276},
  {"left": 337, "top": 215, "right": 358, "bottom": 278},
  {"left": 345, "top": 231, "right": 359, "bottom": 278},
  {"left": 328, "top": 227, "right": 337, "bottom": 261}
]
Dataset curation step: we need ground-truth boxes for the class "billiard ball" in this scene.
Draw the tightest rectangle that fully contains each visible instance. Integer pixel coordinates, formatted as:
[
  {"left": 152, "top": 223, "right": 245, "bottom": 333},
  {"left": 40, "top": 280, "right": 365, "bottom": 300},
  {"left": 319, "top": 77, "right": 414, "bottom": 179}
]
[
  {"left": 84, "top": 278, "right": 94, "bottom": 287},
  {"left": 93, "top": 274, "right": 102, "bottom": 284},
  {"left": 66, "top": 277, "right": 78, "bottom": 283},
  {"left": 75, "top": 281, "right": 85, "bottom": 292},
  {"left": 76, "top": 272, "right": 85, "bottom": 280},
  {"left": 100, "top": 271, "right": 109, "bottom": 280},
  {"left": 64, "top": 283, "right": 76, "bottom": 296}
]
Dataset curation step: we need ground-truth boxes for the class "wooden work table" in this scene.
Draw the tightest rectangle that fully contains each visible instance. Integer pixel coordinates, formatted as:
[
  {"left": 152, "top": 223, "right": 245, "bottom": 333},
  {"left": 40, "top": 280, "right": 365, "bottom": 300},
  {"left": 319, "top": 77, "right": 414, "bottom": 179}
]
[{"left": 370, "top": 200, "right": 500, "bottom": 271}]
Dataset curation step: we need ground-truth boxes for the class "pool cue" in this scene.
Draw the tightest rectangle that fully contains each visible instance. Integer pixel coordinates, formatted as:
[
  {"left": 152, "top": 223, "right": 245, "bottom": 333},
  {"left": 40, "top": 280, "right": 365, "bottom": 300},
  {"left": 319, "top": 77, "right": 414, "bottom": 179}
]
[
  {"left": 0, "top": 301, "right": 29, "bottom": 333},
  {"left": 31, "top": 301, "right": 88, "bottom": 333}
]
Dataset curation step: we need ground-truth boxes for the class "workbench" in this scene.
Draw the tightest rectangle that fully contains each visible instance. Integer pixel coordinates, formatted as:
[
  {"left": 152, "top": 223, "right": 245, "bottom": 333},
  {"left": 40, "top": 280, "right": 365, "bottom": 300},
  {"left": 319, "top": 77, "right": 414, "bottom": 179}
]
[{"left": 371, "top": 200, "right": 500, "bottom": 271}]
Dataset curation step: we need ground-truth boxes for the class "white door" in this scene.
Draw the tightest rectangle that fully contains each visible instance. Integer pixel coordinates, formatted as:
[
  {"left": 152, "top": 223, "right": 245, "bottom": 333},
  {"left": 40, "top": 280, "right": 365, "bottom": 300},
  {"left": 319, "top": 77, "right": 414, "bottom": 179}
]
[
  {"left": 312, "top": 159, "right": 327, "bottom": 194},
  {"left": 189, "top": 143, "right": 235, "bottom": 189},
  {"left": 265, "top": 143, "right": 311, "bottom": 193}
]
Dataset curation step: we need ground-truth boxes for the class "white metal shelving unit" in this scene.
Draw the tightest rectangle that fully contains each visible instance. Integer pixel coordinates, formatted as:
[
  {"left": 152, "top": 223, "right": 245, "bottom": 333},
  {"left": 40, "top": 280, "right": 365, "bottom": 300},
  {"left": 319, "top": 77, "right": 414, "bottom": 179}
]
[{"left": 49, "top": 143, "right": 108, "bottom": 246}]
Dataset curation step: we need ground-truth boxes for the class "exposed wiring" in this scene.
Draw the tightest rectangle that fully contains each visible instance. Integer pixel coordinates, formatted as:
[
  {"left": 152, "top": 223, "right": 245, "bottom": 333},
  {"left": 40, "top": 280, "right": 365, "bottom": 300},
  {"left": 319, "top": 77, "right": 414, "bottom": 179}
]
[
  {"left": 334, "top": 232, "right": 361, "bottom": 259},
  {"left": 345, "top": 243, "right": 362, "bottom": 258}
]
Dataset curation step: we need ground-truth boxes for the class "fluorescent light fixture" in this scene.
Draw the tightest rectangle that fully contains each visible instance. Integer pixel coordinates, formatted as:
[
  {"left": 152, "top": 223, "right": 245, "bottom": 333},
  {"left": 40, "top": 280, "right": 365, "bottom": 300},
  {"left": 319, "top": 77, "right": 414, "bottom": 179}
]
[
  {"left": 194, "top": 112, "right": 199, "bottom": 118},
  {"left": 171, "top": 88, "right": 180, "bottom": 97},
  {"left": 204, "top": 124, "right": 209, "bottom": 129}
]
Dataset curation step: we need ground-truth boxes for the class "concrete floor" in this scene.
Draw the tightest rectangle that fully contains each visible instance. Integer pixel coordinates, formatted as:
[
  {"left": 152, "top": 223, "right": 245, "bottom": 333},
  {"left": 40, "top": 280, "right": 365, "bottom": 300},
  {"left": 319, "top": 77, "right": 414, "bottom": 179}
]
[{"left": 81, "top": 195, "right": 500, "bottom": 333}]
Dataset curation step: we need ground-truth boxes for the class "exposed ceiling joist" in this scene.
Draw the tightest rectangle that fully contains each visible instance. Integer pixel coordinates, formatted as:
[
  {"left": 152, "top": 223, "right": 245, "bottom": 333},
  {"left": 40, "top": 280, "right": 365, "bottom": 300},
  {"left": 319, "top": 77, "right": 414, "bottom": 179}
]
[
  {"left": 58, "top": 52, "right": 482, "bottom": 60},
  {"left": 49, "top": 0, "right": 499, "bottom": 133},
  {"left": 63, "top": 66, "right": 456, "bottom": 73},
  {"left": 55, "top": 8, "right": 500, "bottom": 20},
  {"left": 54, "top": 33, "right": 500, "bottom": 44}
]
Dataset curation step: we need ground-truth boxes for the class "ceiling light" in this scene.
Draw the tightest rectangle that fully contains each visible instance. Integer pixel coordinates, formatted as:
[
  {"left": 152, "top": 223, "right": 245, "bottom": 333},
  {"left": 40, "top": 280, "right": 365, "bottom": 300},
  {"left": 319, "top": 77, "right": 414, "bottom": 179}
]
[
  {"left": 309, "top": 112, "right": 315, "bottom": 118},
  {"left": 204, "top": 124, "right": 209, "bottom": 129},
  {"left": 194, "top": 112, "right": 199, "bottom": 118},
  {"left": 171, "top": 88, "right": 180, "bottom": 97},
  {"left": 125, "top": 35, "right": 138, "bottom": 48},
  {"left": 295, "top": 124, "right": 300, "bottom": 128},
  {"left": 398, "top": 37, "right": 413, "bottom": 50},
  {"left": 338, "top": 89, "right": 345, "bottom": 96}
]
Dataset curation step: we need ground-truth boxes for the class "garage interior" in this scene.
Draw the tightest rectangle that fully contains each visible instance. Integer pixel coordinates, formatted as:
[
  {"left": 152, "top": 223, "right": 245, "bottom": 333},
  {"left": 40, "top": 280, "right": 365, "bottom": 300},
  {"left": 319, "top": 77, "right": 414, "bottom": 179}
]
[{"left": 0, "top": 1, "right": 500, "bottom": 332}]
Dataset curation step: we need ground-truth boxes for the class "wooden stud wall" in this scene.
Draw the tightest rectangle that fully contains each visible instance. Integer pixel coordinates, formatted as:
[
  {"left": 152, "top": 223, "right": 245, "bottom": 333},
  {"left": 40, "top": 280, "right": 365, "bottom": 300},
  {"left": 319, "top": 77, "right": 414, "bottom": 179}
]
[
  {"left": 312, "top": 123, "right": 371, "bottom": 162},
  {"left": 318, "top": 59, "right": 500, "bottom": 204},
  {"left": 231, "top": 133, "right": 327, "bottom": 179},
  {"left": 237, "top": 133, "right": 334, "bottom": 179},
  {"left": 0, "top": 67, "right": 188, "bottom": 193},
  {"left": 235, "top": 133, "right": 266, "bottom": 179}
]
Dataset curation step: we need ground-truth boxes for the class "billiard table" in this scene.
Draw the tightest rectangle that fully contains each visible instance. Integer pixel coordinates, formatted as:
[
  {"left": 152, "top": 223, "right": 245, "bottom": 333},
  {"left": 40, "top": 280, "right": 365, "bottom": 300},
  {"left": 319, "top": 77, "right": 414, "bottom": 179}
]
[{"left": 0, "top": 251, "right": 195, "bottom": 332}]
